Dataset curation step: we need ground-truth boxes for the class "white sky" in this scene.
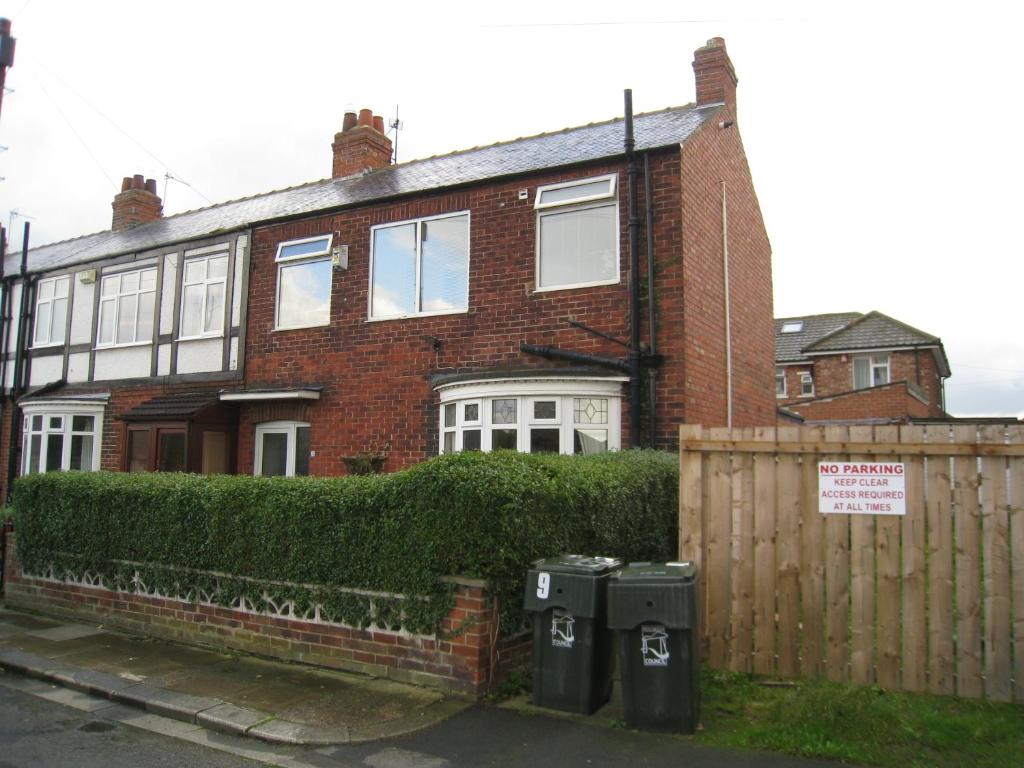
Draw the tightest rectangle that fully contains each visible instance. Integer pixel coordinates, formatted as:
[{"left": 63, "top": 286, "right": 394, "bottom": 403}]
[{"left": 0, "top": 0, "right": 1020, "bottom": 417}]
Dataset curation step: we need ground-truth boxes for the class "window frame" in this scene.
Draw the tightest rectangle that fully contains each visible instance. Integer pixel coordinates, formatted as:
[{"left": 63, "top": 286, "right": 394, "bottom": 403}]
[
  {"left": 853, "top": 354, "right": 891, "bottom": 390},
  {"left": 368, "top": 211, "right": 471, "bottom": 321},
  {"left": 21, "top": 401, "right": 104, "bottom": 475},
  {"left": 96, "top": 266, "right": 158, "bottom": 348},
  {"left": 534, "top": 174, "right": 620, "bottom": 292},
  {"left": 33, "top": 275, "right": 70, "bottom": 348},
  {"left": 274, "top": 235, "right": 334, "bottom": 331},
  {"left": 254, "top": 420, "right": 311, "bottom": 477},
  {"left": 179, "top": 251, "right": 229, "bottom": 340},
  {"left": 775, "top": 367, "right": 787, "bottom": 398},
  {"left": 437, "top": 378, "right": 623, "bottom": 456},
  {"left": 799, "top": 372, "right": 814, "bottom": 397}
]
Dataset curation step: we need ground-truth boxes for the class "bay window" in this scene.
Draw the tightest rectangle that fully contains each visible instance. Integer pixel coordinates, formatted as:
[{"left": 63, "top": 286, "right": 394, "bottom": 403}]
[
  {"left": 22, "top": 402, "right": 104, "bottom": 474},
  {"left": 436, "top": 378, "right": 622, "bottom": 455}
]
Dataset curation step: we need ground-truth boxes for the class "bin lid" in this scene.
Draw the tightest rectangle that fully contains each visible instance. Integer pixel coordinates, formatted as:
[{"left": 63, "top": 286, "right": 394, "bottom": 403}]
[
  {"left": 530, "top": 554, "right": 623, "bottom": 575},
  {"left": 610, "top": 561, "right": 697, "bottom": 584}
]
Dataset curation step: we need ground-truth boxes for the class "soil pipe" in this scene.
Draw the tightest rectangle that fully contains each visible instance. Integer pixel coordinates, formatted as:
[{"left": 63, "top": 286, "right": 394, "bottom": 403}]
[
  {"left": 6, "top": 222, "right": 31, "bottom": 499},
  {"left": 624, "top": 90, "right": 642, "bottom": 447},
  {"left": 644, "top": 154, "right": 657, "bottom": 447}
]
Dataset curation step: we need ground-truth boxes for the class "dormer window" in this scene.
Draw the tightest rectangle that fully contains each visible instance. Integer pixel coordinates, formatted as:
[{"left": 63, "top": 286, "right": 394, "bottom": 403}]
[{"left": 535, "top": 175, "right": 618, "bottom": 291}]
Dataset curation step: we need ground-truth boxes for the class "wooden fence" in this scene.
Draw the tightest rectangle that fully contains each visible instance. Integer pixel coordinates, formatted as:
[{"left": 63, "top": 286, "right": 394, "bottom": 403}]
[{"left": 678, "top": 424, "right": 1023, "bottom": 702}]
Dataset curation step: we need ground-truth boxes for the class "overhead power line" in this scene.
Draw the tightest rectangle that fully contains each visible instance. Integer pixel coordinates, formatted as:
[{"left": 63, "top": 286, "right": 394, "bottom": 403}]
[{"left": 32, "top": 59, "right": 213, "bottom": 204}]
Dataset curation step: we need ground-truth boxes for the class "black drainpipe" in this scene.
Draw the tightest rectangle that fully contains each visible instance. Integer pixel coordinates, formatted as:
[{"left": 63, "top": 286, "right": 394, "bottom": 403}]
[
  {"left": 624, "top": 90, "right": 642, "bottom": 448},
  {"left": 6, "top": 222, "right": 32, "bottom": 500},
  {"left": 0, "top": 228, "right": 8, "bottom": 402},
  {"left": 643, "top": 154, "right": 657, "bottom": 448}
]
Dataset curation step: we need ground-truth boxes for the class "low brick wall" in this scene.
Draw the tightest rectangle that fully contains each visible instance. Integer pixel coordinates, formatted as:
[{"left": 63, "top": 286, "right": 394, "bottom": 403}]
[{"left": 2, "top": 532, "right": 529, "bottom": 696}]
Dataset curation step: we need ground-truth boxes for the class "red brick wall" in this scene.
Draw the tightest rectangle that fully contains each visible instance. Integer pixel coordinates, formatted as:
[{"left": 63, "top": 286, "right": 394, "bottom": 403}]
[
  {"left": 784, "top": 381, "right": 932, "bottom": 422},
  {"left": 242, "top": 153, "right": 701, "bottom": 471},
  {"left": 780, "top": 350, "right": 945, "bottom": 418},
  {"left": 678, "top": 100, "right": 775, "bottom": 430},
  {"left": 3, "top": 532, "right": 526, "bottom": 695}
]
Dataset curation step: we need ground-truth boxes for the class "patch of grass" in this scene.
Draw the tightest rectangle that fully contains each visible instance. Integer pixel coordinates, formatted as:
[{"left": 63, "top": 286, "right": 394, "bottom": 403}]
[{"left": 696, "top": 667, "right": 1024, "bottom": 768}]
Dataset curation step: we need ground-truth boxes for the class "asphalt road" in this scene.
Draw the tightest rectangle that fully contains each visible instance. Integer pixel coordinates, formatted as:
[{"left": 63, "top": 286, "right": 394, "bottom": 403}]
[
  {"left": 0, "top": 686, "right": 261, "bottom": 768},
  {"left": 0, "top": 682, "right": 851, "bottom": 768}
]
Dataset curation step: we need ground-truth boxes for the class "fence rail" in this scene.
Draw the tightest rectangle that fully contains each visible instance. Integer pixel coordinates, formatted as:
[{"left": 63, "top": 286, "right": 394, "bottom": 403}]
[{"left": 678, "top": 423, "right": 1023, "bottom": 703}]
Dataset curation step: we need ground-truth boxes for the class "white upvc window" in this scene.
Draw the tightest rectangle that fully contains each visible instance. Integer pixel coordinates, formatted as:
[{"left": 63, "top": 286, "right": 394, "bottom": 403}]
[
  {"left": 33, "top": 275, "right": 70, "bottom": 347},
  {"left": 22, "top": 402, "right": 104, "bottom": 474},
  {"left": 97, "top": 267, "right": 157, "bottom": 347},
  {"left": 180, "top": 252, "right": 229, "bottom": 338},
  {"left": 369, "top": 212, "right": 470, "bottom": 320},
  {"left": 800, "top": 372, "right": 814, "bottom": 397},
  {"left": 535, "top": 174, "right": 619, "bottom": 291},
  {"left": 254, "top": 421, "right": 310, "bottom": 477},
  {"left": 437, "top": 378, "right": 622, "bottom": 456},
  {"left": 775, "top": 367, "right": 787, "bottom": 397},
  {"left": 853, "top": 355, "right": 890, "bottom": 390},
  {"left": 275, "top": 235, "right": 333, "bottom": 330}
]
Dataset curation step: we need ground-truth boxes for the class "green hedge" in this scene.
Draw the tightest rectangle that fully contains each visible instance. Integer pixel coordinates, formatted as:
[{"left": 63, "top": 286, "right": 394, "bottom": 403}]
[{"left": 12, "top": 450, "right": 678, "bottom": 634}]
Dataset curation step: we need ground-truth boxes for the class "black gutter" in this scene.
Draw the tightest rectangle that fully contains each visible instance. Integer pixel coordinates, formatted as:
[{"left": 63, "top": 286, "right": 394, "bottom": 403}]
[
  {"left": 6, "top": 222, "right": 32, "bottom": 499},
  {"left": 519, "top": 343, "right": 630, "bottom": 374},
  {"left": 624, "top": 90, "right": 642, "bottom": 448}
]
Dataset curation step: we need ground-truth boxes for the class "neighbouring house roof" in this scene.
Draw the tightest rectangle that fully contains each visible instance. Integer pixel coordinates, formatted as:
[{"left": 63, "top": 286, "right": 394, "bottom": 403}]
[
  {"left": 12, "top": 103, "right": 720, "bottom": 276},
  {"left": 119, "top": 392, "right": 224, "bottom": 421},
  {"left": 775, "top": 310, "right": 951, "bottom": 377},
  {"left": 774, "top": 313, "right": 861, "bottom": 363}
]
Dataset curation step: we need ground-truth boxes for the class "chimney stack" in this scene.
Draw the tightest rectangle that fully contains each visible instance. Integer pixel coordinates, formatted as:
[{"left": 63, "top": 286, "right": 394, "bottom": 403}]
[
  {"left": 331, "top": 107, "right": 393, "bottom": 179},
  {"left": 111, "top": 174, "right": 163, "bottom": 232},
  {"left": 692, "top": 37, "right": 738, "bottom": 107}
]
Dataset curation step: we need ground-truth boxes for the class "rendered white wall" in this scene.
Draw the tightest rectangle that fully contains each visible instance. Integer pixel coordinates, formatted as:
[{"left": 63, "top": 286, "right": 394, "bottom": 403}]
[
  {"left": 28, "top": 355, "right": 63, "bottom": 386},
  {"left": 93, "top": 346, "right": 150, "bottom": 380},
  {"left": 176, "top": 338, "right": 221, "bottom": 374},
  {"left": 70, "top": 275, "right": 96, "bottom": 345},
  {"left": 67, "top": 352, "right": 90, "bottom": 382}
]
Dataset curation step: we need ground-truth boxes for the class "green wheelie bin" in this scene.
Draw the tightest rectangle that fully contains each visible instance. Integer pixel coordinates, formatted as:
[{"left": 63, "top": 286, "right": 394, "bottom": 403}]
[
  {"left": 523, "top": 554, "right": 622, "bottom": 714},
  {"left": 607, "top": 561, "right": 700, "bottom": 733}
]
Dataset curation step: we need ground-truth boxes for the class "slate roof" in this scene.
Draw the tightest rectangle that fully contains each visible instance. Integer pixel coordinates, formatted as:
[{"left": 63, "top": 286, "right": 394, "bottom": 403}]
[
  {"left": 774, "top": 313, "right": 861, "bottom": 363},
  {"left": 10, "top": 103, "right": 720, "bottom": 276},
  {"left": 806, "top": 311, "right": 940, "bottom": 353},
  {"left": 775, "top": 311, "right": 950, "bottom": 376},
  {"left": 119, "top": 392, "right": 223, "bottom": 421}
]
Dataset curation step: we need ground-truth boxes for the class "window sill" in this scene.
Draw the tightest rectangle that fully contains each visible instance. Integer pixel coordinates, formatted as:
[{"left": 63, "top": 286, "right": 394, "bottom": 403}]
[
  {"left": 177, "top": 333, "right": 225, "bottom": 342},
  {"left": 273, "top": 322, "right": 331, "bottom": 332},
  {"left": 94, "top": 341, "right": 153, "bottom": 351},
  {"left": 366, "top": 308, "right": 468, "bottom": 324},
  {"left": 30, "top": 342, "right": 65, "bottom": 350},
  {"left": 533, "top": 277, "right": 620, "bottom": 293}
]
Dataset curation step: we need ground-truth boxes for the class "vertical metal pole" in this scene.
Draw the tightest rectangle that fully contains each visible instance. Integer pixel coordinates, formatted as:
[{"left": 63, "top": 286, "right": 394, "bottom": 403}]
[{"left": 625, "top": 90, "right": 642, "bottom": 448}]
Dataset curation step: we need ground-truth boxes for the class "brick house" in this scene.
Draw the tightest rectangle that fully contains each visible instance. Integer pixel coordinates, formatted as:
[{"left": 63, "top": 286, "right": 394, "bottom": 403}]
[
  {"left": 0, "top": 37, "right": 773, "bottom": 495},
  {"left": 775, "top": 311, "right": 951, "bottom": 423}
]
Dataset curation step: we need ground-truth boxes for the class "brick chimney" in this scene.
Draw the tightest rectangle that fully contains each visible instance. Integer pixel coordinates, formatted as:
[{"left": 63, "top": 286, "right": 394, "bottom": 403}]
[
  {"left": 693, "top": 37, "right": 738, "bottom": 107},
  {"left": 331, "top": 108, "right": 393, "bottom": 179},
  {"left": 111, "top": 174, "right": 163, "bottom": 232}
]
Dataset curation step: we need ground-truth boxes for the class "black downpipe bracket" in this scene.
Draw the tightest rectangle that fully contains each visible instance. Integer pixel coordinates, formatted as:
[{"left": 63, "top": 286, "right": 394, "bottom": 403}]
[
  {"left": 6, "top": 222, "right": 31, "bottom": 500},
  {"left": 624, "top": 89, "right": 642, "bottom": 448}
]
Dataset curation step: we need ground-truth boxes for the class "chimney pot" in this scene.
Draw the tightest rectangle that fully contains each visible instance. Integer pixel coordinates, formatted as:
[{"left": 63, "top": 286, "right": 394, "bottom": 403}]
[
  {"left": 112, "top": 172, "right": 163, "bottom": 232},
  {"left": 332, "top": 106, "right": 393, "bottom": 179}
]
